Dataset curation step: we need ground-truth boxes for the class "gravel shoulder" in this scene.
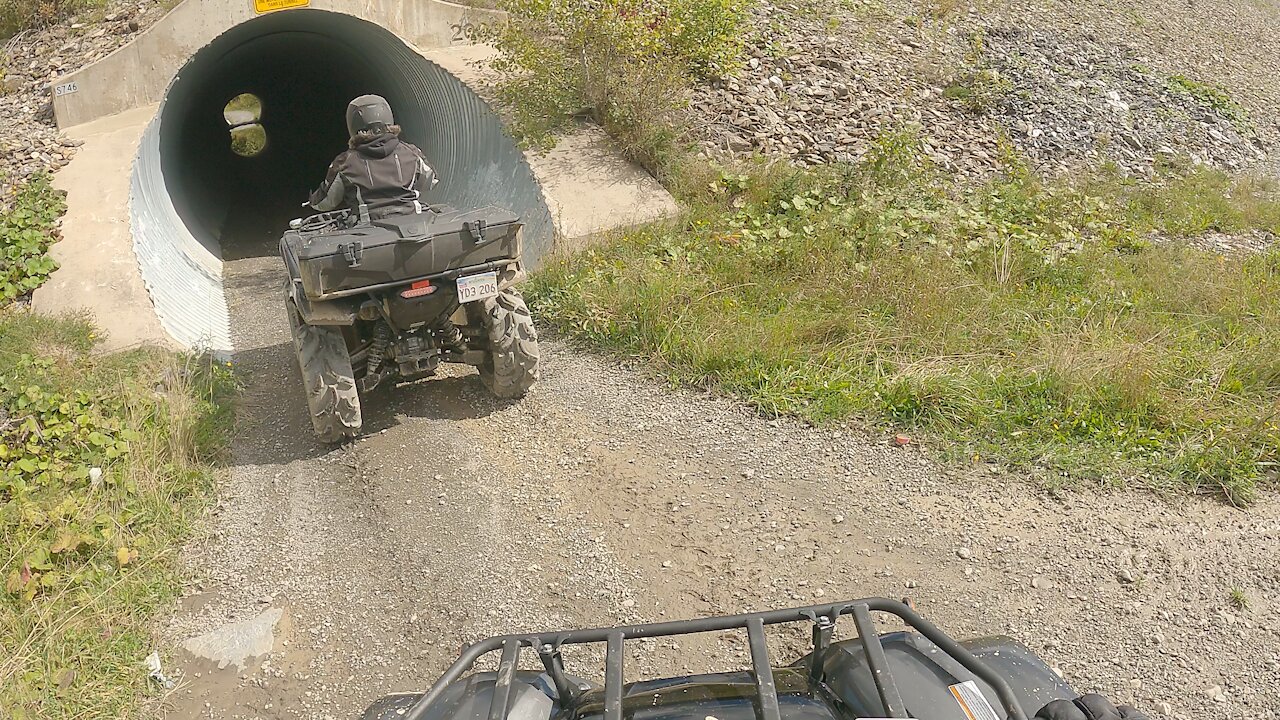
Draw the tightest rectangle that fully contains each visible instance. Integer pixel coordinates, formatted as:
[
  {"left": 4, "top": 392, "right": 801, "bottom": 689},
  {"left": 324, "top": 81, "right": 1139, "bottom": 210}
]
[{"left": 157, "top": 235, "right": 1280, "bottom": 720}]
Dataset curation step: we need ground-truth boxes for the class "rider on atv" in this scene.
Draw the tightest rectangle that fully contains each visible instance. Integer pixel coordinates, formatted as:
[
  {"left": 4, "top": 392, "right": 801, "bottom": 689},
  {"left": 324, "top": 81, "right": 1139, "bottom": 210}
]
[{"left": 308, "top": 94, "right": 439, "bottom": 217}]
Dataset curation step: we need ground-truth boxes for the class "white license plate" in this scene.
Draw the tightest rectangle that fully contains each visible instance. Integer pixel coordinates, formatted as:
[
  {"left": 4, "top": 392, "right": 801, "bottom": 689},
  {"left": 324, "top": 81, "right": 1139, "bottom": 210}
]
[{"left": 455, "top": 271, "right": 499, "bottom": 303}]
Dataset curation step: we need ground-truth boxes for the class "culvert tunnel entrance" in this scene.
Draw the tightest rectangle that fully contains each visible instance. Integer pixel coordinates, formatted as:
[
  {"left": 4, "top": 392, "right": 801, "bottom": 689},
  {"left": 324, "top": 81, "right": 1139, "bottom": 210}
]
[{"left": 130, "top": 9, "right": 552, "bottom": 353}]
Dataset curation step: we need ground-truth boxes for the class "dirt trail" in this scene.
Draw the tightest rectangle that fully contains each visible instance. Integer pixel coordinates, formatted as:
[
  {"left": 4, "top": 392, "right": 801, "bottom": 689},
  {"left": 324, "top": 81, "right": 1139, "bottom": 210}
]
[{"left": 158, "top": 237, "right": 1280, "bottom": 720}]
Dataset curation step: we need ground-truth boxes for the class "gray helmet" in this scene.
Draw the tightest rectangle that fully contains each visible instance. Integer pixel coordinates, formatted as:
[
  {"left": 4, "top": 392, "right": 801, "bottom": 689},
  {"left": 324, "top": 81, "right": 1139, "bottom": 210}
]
[{"left": 345, "top": 94, "right": 395, "bottom": 138}]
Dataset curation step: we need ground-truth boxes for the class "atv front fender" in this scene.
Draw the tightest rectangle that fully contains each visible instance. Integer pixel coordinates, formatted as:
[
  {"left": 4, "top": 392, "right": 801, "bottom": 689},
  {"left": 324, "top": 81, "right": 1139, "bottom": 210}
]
[{"left": 807, "top": 632, "right": 1075, "bottom": 719}]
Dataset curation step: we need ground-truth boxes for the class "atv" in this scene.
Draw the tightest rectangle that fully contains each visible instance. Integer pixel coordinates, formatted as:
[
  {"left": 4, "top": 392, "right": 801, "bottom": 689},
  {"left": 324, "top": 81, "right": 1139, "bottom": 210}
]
[
  {"left": 357, "top": 597, "right": 1148, "bottom": 720},
  {"left": 280, "top": 202, "right": 539, "bottom": 442}
]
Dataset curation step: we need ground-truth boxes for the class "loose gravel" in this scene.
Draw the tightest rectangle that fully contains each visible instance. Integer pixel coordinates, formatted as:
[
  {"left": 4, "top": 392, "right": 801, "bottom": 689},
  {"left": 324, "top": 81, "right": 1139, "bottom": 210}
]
[
  {"left": 0, "top": 1, "right": 168, "bottom": 199},
  {"left": 157, "top": 236, "right": 1279, "bottom": 720},
  {"left": 694, "top": 0, "right": 1279, "bottom": 179}
]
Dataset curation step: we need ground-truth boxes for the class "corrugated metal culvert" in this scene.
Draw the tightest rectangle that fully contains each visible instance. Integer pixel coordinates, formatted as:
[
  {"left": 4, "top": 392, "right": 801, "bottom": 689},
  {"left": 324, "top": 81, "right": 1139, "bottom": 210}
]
[{"left": 130, "top": 9, "right": 552, "bottom": 356}]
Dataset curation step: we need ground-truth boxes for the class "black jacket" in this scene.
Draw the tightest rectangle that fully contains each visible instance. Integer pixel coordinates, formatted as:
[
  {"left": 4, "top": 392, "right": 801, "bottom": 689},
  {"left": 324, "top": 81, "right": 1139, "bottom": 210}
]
[{"left": 309, "top": 133, "right": 437, "bottom": 216}]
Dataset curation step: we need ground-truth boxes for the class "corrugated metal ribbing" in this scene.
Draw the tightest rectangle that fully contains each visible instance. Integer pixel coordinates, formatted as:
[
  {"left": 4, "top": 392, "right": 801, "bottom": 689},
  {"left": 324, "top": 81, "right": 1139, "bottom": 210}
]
[
  {"left": 129, "top": 9, "right": 553, "bottom": 356},
  {"left": 130, "top": 116, "right": 233, "bottom": 356}
]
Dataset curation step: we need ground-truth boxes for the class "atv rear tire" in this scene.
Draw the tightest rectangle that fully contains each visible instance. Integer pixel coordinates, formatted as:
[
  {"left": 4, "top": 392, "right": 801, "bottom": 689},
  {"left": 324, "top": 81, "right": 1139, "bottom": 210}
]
[
  {"left": 475, "top": 288, "right": 539, "bottom": 398},
  {"left": 287, "top": 299, "right": 361, "bottom": 443}
]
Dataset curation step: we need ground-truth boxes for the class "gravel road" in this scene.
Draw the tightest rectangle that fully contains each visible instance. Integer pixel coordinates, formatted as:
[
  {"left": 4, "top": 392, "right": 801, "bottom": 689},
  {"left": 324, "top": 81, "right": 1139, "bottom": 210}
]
[{"left": 155, "top": 228, "right": 1280, "bottom": 720}]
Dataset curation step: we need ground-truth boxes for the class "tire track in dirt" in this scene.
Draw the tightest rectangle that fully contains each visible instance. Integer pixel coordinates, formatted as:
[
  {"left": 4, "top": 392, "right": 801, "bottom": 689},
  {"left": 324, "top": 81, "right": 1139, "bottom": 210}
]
[{"left": 158, "top": 233, "right": 1279, "bottom": 720}]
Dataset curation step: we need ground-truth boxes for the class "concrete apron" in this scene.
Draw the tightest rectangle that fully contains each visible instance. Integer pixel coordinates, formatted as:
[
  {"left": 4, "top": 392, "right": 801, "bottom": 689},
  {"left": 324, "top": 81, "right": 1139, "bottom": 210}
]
[
  {"left": 36, "top": 42, "right": 678, "bottom": 355},
  {"left": 32, "top": 105, "right": 178, "bottom": 355}
]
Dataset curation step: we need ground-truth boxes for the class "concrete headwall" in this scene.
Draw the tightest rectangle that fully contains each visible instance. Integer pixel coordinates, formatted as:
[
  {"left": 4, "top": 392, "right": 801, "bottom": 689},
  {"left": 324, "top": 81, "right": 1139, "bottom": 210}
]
[{"left": 52, "top": 0, "right": 502, "bottom": 129}]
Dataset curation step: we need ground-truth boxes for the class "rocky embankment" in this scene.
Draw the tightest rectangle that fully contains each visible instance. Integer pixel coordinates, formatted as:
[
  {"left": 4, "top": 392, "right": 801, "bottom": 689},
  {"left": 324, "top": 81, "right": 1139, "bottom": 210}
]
[
  {"left": 0, "top": 2, "right": 167, "bottom": 199},
  {"left": 695, "top": 0, "right": 1276, "bottom": 179}
]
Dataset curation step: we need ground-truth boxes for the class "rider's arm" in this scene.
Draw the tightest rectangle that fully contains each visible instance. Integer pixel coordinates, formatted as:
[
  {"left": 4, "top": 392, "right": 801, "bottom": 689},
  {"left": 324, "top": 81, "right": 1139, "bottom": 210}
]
[
  {"left": 404, "top": 142, "right": 438, "bottom": 197},
  {"left": 308, "top": 152, "right": 350, "bottom": 211},
  {"left": 309, "top": 173, "right": 347, "bottom": 212}
]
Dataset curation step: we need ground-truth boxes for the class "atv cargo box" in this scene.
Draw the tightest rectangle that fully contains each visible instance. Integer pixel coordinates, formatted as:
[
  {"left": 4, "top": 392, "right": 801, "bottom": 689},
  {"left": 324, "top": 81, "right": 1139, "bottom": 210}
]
[{"left": 283, "top": 205, "right": 522, "bottom": 301}]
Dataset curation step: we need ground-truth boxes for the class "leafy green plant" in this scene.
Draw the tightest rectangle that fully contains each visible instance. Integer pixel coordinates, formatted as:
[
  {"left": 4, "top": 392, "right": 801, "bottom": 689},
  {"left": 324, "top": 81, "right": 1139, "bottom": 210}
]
[
  {"left": 1167, "top": 74, "right": 1249, "bottom": 127},
  {"left": 1, "top": 174, "right": 65, "bottom": 304}
]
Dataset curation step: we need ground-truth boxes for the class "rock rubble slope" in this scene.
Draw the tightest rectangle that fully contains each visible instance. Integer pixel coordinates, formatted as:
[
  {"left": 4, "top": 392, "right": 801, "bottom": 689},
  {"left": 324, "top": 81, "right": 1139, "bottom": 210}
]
[
  {"left": 0, "top": 1, "right": 168, "bottom": 198},
  {"left": 694, "top": 0, "right": 1278, "bottom": 178}
]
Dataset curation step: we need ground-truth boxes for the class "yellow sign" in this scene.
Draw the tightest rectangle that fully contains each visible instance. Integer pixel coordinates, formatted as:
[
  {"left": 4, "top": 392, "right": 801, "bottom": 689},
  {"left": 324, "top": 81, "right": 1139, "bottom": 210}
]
[{"left": 254, "top": 0, "right": 309, "bottom": 13}]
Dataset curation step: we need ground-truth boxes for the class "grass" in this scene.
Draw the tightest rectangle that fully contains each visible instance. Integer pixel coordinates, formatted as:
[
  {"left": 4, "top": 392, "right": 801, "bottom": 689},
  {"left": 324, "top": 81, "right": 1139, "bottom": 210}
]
[
  {"left": 0, "top": 310, "right": 234, "bottom": 719},
  {"left": 222, "top": 92, "right": 261, "bottom": 120},
  {"left": 529, "top": 136, "right": 1280, "bottom": 505},
  {"left": 229, "top": 124, "right": 267, "bottom": 157},
  {"left": 1229, "top": 587, "right": 1250, "bottom": 611},
  {"left": 0, "top": 61, "right": 233, "bottom": 716}
]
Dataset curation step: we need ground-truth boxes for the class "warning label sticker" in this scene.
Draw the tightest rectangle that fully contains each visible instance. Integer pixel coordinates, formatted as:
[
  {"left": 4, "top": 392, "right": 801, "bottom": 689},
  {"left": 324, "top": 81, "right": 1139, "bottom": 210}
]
[
  {"left": 948, "top": 680, "right": 1000, "bottom": 720},
  {"left": 254, "top": 0, "right": 309, "bottom": 13}
]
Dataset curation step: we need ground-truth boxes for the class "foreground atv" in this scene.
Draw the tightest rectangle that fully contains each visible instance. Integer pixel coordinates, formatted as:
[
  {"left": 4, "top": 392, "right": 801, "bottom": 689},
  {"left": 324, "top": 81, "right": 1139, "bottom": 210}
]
[
  {"left": 280, "top": 203, "right": 539, "bottom": 442},
  {"left": 357, "top": 597, "right": 1144, "bottom": 720}
]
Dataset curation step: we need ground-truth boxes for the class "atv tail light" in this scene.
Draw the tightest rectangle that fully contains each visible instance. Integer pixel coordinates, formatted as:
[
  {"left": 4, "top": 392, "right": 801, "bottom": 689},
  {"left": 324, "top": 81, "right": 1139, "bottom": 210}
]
[{"left": 401, "top": 280, "right": 435, "bottom": 299}]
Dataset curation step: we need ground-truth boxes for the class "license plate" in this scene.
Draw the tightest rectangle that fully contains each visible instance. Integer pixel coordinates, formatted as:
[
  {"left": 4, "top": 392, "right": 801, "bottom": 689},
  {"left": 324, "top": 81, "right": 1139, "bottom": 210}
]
[{"left": 456, "top": 271, "right": 499, "bottom": 304}]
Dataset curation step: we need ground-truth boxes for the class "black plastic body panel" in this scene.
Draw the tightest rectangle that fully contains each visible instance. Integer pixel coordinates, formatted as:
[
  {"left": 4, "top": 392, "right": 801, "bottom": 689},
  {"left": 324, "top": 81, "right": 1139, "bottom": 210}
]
[
  {"left": 361, "top": 673, "right": 563, "bottom": 720},
  {"left": 808, "top": 633, "right": 1074, "bottom": 719},
  {"left": 363, "top": 637, "right": 1072, "bottom": 720},
  {"left": 281, "top": 205, "right": 522, "bottom": 301}
]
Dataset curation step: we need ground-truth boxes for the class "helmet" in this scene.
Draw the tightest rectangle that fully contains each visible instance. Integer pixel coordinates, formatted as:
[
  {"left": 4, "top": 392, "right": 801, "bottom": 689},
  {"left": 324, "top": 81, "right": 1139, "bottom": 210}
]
[{"left": 345, "top": 94, "right": 395, "bottom": 139}]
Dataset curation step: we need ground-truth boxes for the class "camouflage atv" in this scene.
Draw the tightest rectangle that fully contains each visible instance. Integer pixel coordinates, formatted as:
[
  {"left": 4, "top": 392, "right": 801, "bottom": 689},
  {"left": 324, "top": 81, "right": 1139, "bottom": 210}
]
[{"left": 280, "top": 202, "right": 539, "bottom": 442}]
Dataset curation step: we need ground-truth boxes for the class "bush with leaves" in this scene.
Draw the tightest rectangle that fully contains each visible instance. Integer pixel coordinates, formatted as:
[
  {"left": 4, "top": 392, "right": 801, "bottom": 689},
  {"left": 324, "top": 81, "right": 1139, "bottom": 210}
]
[
  {"left": 1, "top": 174, "right": 65, "bottom": 303},
  {"left": 488, "top": 0, "right": 752, "bottom": 174}
]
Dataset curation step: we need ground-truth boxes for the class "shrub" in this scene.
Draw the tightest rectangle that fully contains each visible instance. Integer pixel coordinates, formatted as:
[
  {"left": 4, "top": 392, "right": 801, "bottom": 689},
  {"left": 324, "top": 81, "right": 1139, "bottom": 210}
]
[{"left": 488, "top": 0, "right": 753, "bottom": 175}]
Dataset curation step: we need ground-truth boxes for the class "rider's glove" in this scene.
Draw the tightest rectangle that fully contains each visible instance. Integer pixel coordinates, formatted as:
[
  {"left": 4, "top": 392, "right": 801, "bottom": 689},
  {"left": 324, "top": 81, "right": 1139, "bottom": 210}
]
[{"left": 1035, "top": 694, "right": 1150, "bottom": 720}]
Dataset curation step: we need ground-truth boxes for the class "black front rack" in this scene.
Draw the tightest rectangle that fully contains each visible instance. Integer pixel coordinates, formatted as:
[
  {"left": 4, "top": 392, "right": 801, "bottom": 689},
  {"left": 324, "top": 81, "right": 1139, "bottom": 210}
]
[{"left": 402, "top": 598, "right": 1029, "bottom": 720}]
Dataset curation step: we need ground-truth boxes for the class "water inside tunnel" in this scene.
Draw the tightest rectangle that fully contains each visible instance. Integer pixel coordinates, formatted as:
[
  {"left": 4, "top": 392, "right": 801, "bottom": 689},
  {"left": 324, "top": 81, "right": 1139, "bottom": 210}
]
[{"left": 129, "top": 9, "right": 552, "bottom": 351}]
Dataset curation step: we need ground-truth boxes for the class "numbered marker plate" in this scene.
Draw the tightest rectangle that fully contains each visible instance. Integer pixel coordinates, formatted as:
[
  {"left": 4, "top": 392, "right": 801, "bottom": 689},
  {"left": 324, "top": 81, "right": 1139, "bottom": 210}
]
[{"left": 255, "top": 0, "right": 308, "bottom": 13}]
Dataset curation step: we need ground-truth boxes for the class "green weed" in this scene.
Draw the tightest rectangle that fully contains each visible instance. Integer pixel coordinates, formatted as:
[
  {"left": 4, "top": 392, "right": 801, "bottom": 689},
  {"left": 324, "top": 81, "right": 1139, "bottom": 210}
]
[
  {"left": 1167, "top": 74, "right": 1249, "bottom": 127},
  {"left": 1, "top": 174, "right": 65, "bottom": 304}
]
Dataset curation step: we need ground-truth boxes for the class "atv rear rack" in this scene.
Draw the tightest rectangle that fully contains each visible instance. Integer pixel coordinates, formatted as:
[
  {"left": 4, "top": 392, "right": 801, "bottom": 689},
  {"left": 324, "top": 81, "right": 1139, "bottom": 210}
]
[{"left": 402, "top": 598, "right": 1029, "bottom": 720}]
